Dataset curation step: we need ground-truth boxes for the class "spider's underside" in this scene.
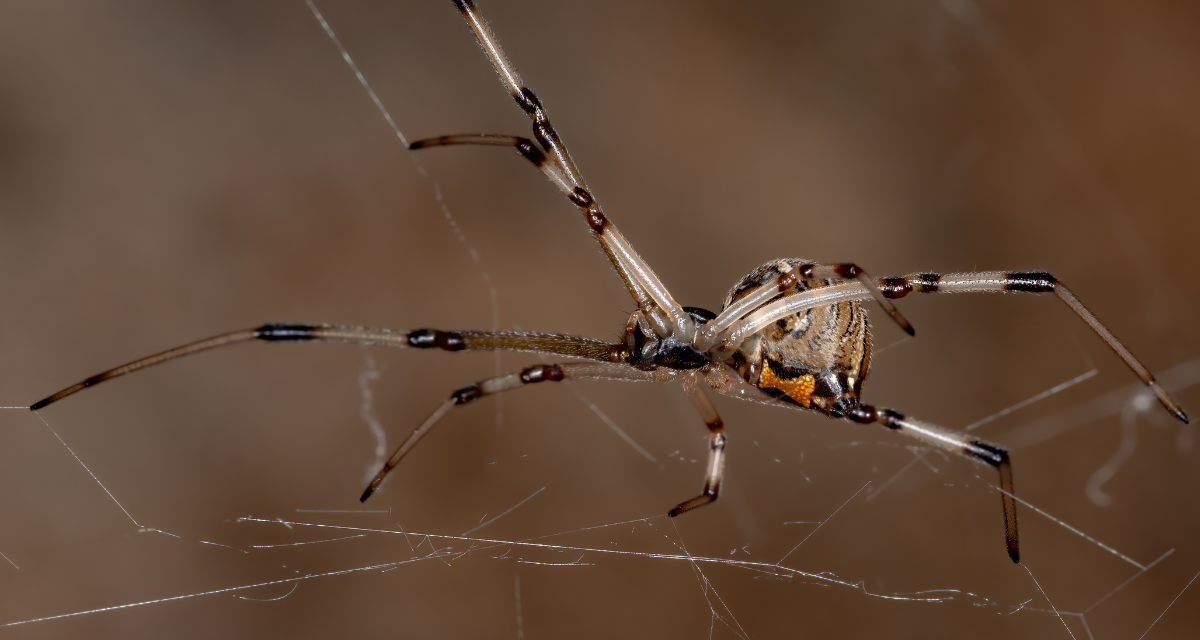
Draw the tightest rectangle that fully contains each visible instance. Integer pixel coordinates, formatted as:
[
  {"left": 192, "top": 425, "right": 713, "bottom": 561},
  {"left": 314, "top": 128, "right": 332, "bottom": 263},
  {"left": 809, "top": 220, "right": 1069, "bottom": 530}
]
[{"left": 29, "top": 0, "right": 1187, "bottom": 566}]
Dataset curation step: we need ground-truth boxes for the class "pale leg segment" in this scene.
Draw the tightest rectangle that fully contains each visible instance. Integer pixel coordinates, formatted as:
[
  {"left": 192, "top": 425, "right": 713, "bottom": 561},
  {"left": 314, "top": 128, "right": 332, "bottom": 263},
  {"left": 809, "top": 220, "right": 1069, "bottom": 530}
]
[{"left": 667, "top": 372, "right": 728, "bottom": 516}]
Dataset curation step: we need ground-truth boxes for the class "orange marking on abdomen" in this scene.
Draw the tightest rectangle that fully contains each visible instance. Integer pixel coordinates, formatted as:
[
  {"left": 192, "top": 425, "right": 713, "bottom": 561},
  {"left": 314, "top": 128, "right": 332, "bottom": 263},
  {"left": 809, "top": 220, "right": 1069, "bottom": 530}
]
[{"left": 758, "top": 366, "right": 816, "bottom": 407}]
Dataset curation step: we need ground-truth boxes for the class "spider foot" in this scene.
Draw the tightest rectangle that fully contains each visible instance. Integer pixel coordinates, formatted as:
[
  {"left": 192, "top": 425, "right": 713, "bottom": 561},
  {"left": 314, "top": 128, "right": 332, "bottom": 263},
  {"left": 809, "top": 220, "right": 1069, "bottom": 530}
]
[{"left": 667, "top": 491, "right": 717, "bottom": 517}]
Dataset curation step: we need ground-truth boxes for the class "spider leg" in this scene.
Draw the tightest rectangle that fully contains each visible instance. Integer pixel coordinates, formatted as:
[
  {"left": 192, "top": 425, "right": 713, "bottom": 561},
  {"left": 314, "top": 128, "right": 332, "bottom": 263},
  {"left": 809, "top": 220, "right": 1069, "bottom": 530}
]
[
  {"left": 711, "top": 281, "right": 871, "bottom": 359},
  {"left": 361, "top": 362, "right": 671, "bottom": 501},
  {"left": 847, "top": 403, "right": 1020, "bottom": 563},
  {"left": 409, "top": 134, "right": 577, "bottom": 197},
  {"left": 874, "top": 271, "right": 1188, "bottom": 423},
  {"left": 668, "top": 372, "right": 728, "bottom": 516},
  {"left": 711, "top": 271, "right": 1187, "bottom": 423},
  {"left": 801, "top": 263, "right": 912, "bottom": 336},
  {"left": 29, "top": 324, "right": 621, "bottom": 410},
  {"left": 443, "top": 0, "right": 694, "bottom": 341},
  {"left": 695, "top": 261, "right": 912, "bottom": 351}
]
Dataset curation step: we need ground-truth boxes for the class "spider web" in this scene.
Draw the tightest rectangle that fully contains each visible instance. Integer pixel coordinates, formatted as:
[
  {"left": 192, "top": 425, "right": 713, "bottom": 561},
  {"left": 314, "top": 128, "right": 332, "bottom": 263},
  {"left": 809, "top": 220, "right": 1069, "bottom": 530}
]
[{"left": 2, "top": 1, "right": 1199, "bottom": 638}]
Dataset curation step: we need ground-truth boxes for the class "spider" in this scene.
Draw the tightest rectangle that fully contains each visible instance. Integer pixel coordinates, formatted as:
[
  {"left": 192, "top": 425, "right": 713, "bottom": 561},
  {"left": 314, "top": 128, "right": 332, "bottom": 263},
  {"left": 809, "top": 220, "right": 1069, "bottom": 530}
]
[{"left": 29, "top": 0, "right": 1187, "bottom": 565}]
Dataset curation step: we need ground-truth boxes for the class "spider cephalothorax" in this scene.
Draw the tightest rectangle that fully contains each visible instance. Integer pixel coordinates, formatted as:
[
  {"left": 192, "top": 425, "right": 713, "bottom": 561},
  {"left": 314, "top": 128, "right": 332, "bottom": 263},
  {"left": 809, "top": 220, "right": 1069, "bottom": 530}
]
[
  {"left": 30, "top": 0, "right": 1188, "bottom": 566},
  {"left": 618, "top": 307, "right": 714, "bottom": 372}
]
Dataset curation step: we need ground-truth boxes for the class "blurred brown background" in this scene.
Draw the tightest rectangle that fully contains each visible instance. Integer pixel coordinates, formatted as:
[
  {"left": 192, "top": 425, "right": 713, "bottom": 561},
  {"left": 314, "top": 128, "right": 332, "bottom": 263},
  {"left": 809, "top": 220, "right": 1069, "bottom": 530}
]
[{"left": 1, "top": 0, "right": 1199, "bottom": 637}]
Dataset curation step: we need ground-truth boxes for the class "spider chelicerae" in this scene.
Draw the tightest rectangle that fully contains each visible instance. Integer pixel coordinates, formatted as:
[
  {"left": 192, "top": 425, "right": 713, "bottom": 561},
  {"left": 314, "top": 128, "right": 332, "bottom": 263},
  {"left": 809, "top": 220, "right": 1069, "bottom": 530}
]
[{"left": 29, "top": 0, "right": 1187, "bottom": 565}]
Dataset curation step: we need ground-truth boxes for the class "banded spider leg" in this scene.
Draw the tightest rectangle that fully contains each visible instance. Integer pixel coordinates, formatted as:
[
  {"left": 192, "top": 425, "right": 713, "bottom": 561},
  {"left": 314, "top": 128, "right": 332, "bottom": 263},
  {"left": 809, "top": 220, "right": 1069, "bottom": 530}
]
[
  {"left": 29, "top": 324, "right": 617, "bottom": 410},
  {"left": 418, "top": 0, "right": 695, "bottom": 341},
  {"left": 668, "top": 372, "right": 728, "bottom": 516},
  {"left": 360, "top": 361, "right": 676, "bottom": 500}
]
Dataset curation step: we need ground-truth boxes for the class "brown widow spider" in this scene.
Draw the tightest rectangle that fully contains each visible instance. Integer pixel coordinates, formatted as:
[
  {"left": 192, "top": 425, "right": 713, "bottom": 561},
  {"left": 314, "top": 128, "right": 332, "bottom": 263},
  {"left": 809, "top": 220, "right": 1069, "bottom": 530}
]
[{"left": 29, "top": 0, "right": 1187, "bottom": 565}]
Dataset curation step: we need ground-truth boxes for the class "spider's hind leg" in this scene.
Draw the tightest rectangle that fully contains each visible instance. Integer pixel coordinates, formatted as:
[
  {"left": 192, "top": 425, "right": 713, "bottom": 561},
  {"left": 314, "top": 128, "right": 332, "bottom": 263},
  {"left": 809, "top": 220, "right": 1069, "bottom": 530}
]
[
  {"left": 361, "top": 361, "right": 670, "bottom": 501},
  {"left": 668, "top": 372, "right": 728, "bottom": 516},
  {"left": 848, "top": 403, "right": 1020, "bottom": 563}
]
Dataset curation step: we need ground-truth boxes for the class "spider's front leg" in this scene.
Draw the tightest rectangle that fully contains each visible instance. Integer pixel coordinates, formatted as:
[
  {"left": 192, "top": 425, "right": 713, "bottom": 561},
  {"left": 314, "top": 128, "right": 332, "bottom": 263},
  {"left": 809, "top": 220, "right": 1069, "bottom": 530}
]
[
  {"left": 406, "top": 0, "right": 697, "bottom": 342},
  {"left": 846, "top": 404, "right": 1021, "bottom": 564},
  {"left": 667, "top": 372, "right": 728, "bottom": 516}
]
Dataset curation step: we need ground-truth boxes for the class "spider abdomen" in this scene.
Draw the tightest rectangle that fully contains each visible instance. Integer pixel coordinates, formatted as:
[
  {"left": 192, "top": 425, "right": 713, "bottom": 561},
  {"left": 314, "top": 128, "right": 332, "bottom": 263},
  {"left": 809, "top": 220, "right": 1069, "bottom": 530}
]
[{"left": 721, "top": 258, "right": 872, "bottom": 417}]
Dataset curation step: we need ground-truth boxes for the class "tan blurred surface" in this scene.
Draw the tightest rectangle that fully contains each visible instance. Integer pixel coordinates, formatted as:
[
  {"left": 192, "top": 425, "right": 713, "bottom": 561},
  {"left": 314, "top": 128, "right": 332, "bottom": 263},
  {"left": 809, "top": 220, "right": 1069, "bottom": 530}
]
[{"left": 2, "top": 0, "right": 1199, "bottom": 637}]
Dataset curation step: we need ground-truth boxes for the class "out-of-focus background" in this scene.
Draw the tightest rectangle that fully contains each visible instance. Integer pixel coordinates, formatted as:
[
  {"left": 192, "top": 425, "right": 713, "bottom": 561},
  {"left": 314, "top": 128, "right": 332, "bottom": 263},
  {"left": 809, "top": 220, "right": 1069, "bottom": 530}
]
[{"left": 1, "top": 0, "right": 1198, "bottom": 637}]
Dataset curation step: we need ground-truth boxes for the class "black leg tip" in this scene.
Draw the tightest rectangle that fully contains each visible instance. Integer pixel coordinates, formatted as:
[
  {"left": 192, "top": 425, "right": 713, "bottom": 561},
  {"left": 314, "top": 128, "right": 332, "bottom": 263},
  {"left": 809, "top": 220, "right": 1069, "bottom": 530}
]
[
  {"left": 1008, "top": 546, "right": 1020, "bottom": 564},
  {"left": 360, "top": 487, "right": 375, "bottom": 503},
  {"left": 667, "top": 507, "right": 681, "bottom": 518},
  {"left": 29, "top": 398, "right": 50, "bottom": 411},
  {"left": 904, "top": 325, "right": 916, "bottom": 337},
  {"left": 1174, "top": 408, "right": 1189, "bottom": 424}
]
